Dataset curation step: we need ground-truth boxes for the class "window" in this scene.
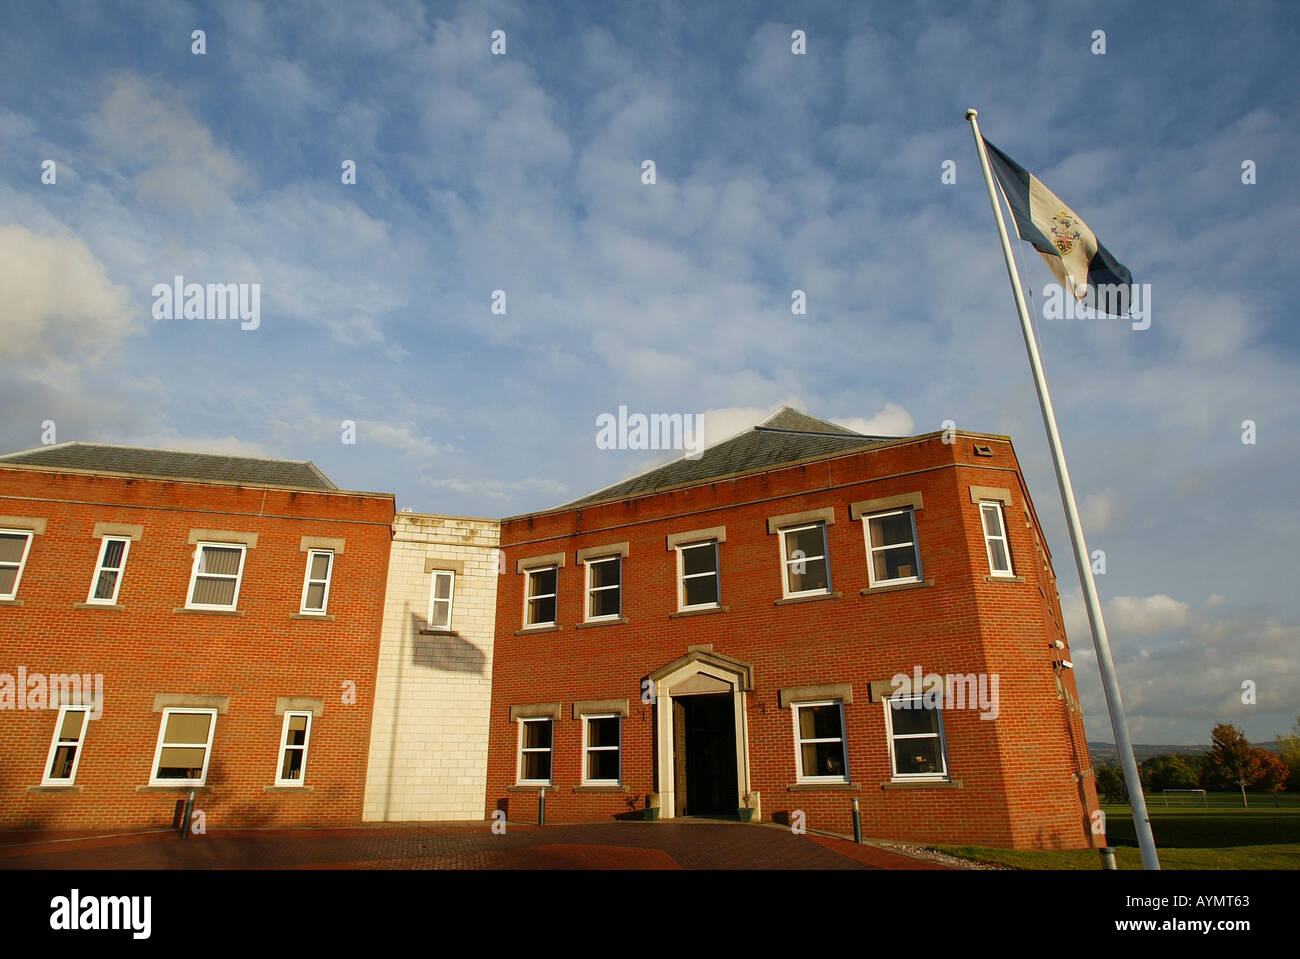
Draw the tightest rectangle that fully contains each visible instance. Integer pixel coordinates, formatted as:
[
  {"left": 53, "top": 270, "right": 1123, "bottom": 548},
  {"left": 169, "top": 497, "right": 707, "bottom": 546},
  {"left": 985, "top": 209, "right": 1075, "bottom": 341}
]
[
  {"left": 42, "top": 706, "right": 90, "bottom": 785},
  {"left": 677, "top": 540, "right": 720, "bottom": 609},
  {"left": 428, "top": 569, "right": 456, "bottom": 629},
  {"left": 0, "top": 529, "right": 34, "bottom": 600},
  {"left": 863, "top": 508, "right": 921, "bottom": 586},
  {"left": 584, "top": 556, "right": 621, "bottom": 621},
  {"left": 150, "top": 708, "right": 217, "bottom": 785},
  {"left": 517, "top": 717, "right": 553, "bottom": 784},
  {"left": 885, "top": 695, "right": 948, "bottom": 780},
  {"left": 582, "top": 714, "right": 621, "bottom": 784},
  {"left": 779, "top": 522, "right": 831, "bottom": 597},
  {"left": 793, "top": 701, "right": 848, "bottom": 781},
  {"left": 86, "top": 535, "right": 131, "bottom": 605},
  {"left": 275, "top": 711, "right": 312, "bottom": 786},
  {"left": 524, "top": 565, "right": 557, "bottom": 627},
  {"left": 299, "top": 549, "right": 334, "bottom": 614},
  {"left": 980, "top": 501, "right": 1014, "bottom": 577},
  {"left": 186, "top": 543, "right": 246, "bottom": 610}
]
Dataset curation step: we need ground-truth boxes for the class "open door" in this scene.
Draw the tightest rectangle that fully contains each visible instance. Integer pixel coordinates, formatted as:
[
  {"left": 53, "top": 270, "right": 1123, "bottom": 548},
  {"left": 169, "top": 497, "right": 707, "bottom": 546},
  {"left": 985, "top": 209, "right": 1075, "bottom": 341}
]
[{"left": 673, "top": 698, "right": 689, "bottom": 817}]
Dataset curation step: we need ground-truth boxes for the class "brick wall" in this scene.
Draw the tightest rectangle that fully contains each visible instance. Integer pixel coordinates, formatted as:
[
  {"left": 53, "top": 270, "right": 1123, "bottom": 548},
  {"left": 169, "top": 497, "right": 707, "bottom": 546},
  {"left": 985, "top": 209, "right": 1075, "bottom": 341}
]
[
  {"left": 485, "top": 434, "right": 1100, "bottom": 849},
  {"left": 0, "top": 466, "right": 393, "bottom": 832}
]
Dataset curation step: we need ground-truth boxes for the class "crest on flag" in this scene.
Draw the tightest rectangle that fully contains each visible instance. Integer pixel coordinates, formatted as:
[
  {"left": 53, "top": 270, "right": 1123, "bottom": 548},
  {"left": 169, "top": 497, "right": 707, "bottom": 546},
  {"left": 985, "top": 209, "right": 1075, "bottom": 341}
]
[{"left": 1049, "top": 210, "right": 1080, "bottom": 256}]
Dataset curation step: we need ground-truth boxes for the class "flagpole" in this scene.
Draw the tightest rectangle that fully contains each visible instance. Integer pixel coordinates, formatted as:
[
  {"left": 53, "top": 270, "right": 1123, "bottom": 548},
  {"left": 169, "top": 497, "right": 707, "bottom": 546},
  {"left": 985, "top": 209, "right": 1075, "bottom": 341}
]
[{"left": 965, "top": 108, "right": 1160, "bottom": 870}]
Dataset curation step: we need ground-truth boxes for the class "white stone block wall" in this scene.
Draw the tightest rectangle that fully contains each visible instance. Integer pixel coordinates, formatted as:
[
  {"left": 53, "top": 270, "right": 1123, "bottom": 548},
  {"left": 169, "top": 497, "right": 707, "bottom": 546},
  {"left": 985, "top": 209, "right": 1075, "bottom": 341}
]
[{"left": 363, "top": 513, "right": 500, "bottom": 821}]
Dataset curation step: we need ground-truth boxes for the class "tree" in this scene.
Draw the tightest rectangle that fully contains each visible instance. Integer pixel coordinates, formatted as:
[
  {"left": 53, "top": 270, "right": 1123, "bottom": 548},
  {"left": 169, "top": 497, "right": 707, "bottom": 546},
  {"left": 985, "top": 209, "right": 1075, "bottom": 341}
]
[
  {"left": 1255, "top": 749, "right": 1290, "bottom": 798},
  {"left": 1141, "top": 754, "right": 1200, "bottom": 792},
  {"left": 1205, "top": 723, "right": 1263, "bottom": 806},
  {"left": 1096, "top": 764, "right": 1125, "bottom": 803},
  {"left": 1276, "top": 716, "right": 1300, "bottom": 792}
]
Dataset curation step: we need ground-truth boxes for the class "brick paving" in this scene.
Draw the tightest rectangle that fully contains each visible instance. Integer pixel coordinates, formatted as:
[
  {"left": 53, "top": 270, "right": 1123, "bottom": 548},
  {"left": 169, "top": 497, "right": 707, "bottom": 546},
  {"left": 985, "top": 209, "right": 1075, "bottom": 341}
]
[{"left": 0, "top": 819, "right": 954, "bottom": 870}]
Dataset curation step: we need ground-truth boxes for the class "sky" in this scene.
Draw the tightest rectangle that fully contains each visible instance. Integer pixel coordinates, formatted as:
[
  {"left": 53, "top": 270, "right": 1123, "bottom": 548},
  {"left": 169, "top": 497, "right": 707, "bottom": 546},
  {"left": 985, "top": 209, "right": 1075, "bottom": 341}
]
[{"left": 2, "top": 0, "right": 1297, "bottom": 747}]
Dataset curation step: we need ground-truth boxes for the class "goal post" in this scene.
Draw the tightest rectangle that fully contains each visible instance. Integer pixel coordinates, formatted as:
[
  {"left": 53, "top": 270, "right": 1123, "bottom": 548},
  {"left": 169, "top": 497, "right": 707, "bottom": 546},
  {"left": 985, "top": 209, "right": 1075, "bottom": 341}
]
[{"left": 1162, "top": 788, "right": 1208, "bottom": 807}]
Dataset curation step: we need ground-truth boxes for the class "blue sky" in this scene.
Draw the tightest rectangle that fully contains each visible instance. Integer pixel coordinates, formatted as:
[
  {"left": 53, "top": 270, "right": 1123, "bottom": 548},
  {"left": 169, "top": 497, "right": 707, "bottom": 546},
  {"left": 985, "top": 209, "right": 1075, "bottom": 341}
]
[{"left": 2, "top": 0, "right": 1298, "bottom": 746}]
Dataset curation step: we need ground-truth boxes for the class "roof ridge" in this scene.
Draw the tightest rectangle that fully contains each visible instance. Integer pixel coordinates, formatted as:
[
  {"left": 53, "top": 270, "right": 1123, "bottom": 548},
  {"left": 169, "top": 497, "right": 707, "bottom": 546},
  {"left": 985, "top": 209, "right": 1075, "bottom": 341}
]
[{"left": 0, "top": 440, "right": 316, "bottom": 466}]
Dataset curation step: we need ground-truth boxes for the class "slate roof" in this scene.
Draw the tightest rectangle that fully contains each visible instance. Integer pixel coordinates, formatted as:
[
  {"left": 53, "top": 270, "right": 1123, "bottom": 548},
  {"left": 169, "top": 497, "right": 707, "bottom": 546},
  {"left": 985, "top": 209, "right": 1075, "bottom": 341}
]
[
  {"left": 0, "top": 442, "right": 337, "bottom": 490},
  {"left": 560, "top": 406, "right": 896, "bottom": 509}
]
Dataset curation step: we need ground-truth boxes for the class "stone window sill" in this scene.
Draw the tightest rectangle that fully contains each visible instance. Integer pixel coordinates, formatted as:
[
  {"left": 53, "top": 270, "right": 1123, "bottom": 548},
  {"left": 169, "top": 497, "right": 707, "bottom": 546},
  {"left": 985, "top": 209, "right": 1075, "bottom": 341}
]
[
  {"left": 787, "top": 781, "right": 859, "bottom": 792},
  {"left": 576, "top": 617, "right": 627, "bottom": 629},
  {"left": 514, "top": 624, "right": 561, "bottom": 636},
  {"left": 28, "top": 784, "right": 83, "bottom": 794},
  {"left": 507, "top": 784, "right": 552, "bottom": 792},
  {"left": 174, "top": 607, "right": 244, "bottom": 617},
  {"left": 291, "top": 612, "right": 335, "bottom": 621},
  {"left": 136, "top": 784, "right": 211, "bottom": 793},
  {"left": 669, "top": 605, "right": 729, "bottom": 619},
  {"left": 264, "top": 785, "right": 314, "bottom": 793},
  {"left": 880, "top": 779, "right": 962, "bottom": 790},
  {"left": 860, "top": 579, "right": 934, "bottom": 596},
  {"left": 775, "top": 591, "right": 842, "bottom": 607},
  {"left": 984, "top": 575, "right": 1024, "bottom": 584},
  {"left": 573, "top": 785, "right": 629, "bottom": 794},
  {"left": 420, "top": 628, "right": 460, "bottom": 636},
  {"left": 73, "top": 602, "right": 123, "bottom": 611},
  {"left": 0, "top": 599, "right": 23, "bottom": 606}
]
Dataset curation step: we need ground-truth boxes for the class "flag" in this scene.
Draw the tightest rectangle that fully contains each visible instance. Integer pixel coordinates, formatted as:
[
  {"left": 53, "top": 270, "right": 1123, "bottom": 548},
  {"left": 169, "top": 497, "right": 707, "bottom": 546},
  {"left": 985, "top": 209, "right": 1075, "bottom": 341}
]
[{"left": 983, "top": 137, "right": 1133, "bottom": 314}]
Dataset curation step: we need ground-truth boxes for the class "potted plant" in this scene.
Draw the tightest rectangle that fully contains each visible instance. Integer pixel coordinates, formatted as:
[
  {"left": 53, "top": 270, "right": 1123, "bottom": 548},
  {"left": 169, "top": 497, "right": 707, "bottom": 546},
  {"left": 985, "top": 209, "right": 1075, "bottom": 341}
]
[
  {"left": 737, "top": 792, "right": 757, "bottom": 822},
  {"left": 644, "top": 793, "right": 660, "bottom": 821}
]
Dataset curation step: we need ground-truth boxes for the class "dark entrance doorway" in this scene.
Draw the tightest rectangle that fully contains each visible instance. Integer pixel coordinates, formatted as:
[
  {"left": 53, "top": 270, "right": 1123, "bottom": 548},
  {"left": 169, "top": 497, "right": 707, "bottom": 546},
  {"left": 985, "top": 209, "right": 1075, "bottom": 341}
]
[{"left": 672, "top": 693, "right": 738, "bottom": 816}]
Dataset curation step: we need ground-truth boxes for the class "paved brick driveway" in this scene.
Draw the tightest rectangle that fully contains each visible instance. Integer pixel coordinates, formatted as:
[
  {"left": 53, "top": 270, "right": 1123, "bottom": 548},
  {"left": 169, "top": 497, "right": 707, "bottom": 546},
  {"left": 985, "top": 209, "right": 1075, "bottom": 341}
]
[{"left": 0, "top": 820, "right": 952, "bottom": 870}]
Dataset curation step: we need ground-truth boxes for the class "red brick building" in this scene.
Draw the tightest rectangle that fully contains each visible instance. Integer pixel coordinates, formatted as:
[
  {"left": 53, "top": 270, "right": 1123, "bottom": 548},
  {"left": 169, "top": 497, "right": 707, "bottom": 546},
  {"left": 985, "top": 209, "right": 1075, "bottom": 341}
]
[
  {"left": 486, "top": 409, "right": 1100, "bottom": 849},
  {"left": 0, "top": 443, "right": 394, "bottom": 832}
]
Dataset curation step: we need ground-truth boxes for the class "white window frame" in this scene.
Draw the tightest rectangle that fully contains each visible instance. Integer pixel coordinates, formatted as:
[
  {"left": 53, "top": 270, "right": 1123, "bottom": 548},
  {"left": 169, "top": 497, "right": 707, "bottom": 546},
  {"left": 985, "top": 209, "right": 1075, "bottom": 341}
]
[
  {"left": 41, "top": 705, "right": 90, "bottom": 786},
  {"left": 149, "top": 707, "right": 218, "bottom": 786},
  {"left": 185, "top": 542, "right": 247, "bottom": 611},
  {"left": 584, "top": 555, "right": 622, "bottom": 622},
  {"left": 516, "top": 716, "right": 554, "bottom": 786},
  {"left": 427, "top": 568, "right": 456, "bottom": 630},
  {"left": 884, "top": 694, "right": 949, "bottom": 782},
  {"left": 979, "top": 501, "right": 1015, "bottom": 577},
  {"left": 85, "top": 535, "right": 131, "bottom": 605},
  {"left": 581, "top": 713, "right": 622, "bottom": 785},
  {"left": 523, "top": 565, "right": 558, "bottom": 628},
  {"left": 778, "top": 522, "right": 832, "bottom": 598},
  {"left": 0, "top": 528, "right": 34, "bottom": 601},
  {"left": 792, "top": 700, "right": 849, "bottom": 783},
  {"left": 298, "top": 548, "right": 334, "bottom": 614},
  {"left": 863, "top": 508, "right": 922, "bottom": 587},
  {"left": 676, "top": 539, "right": 720, "bottom": 611},
  {"left": 274, "top": 710, "right": 313, "bottom": 787}
]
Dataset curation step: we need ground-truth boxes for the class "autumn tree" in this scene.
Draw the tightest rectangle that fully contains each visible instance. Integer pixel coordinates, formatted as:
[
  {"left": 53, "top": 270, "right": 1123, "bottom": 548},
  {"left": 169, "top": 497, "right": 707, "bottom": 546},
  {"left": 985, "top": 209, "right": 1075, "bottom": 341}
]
[
  {"left": 1255, "top": 749, "right": 1290, "bottom": 798},
  {"left": 1206, "top": 723, "right": 1263, "bottom": 807}
]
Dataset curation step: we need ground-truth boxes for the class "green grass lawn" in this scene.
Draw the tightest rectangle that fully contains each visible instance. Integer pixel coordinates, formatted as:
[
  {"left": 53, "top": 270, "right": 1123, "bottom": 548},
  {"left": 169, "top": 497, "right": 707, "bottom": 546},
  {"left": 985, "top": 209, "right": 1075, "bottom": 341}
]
[{"left": 932, "top": 802, "right": 1300, "bottom": 870}]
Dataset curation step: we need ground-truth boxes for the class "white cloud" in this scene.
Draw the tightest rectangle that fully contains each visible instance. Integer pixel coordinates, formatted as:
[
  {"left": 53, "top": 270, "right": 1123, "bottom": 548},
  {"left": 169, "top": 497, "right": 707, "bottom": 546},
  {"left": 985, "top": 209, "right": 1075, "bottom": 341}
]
[
  {"left": 91, "top": 74, "right": 252, "bottom": 218},
  {"left": 0, "top": 224, "right": 133, "bottom": 373},
  {"left": 1080, "top": 489, "right": 1118, "bottom": 532},
  {"left": 1107, "top": 594, "right": 1191, "bottom": 637},
  {"left": 127, "top": 433, "right": 276, "bottom": 458},
  {"left": 833, "top": 403, "right": 915, "bottom": 437}
]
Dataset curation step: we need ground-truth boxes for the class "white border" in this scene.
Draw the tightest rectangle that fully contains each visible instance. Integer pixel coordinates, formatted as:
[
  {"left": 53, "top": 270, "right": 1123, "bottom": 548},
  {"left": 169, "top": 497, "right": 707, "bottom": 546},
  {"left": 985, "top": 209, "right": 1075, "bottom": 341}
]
[
  {"left": 185, "top": 542, "right": 247, "bottom": 611},
  {"left": 41, "top": 705, "right": 90, "bottom": 786},
  {"left": 149, "top": 707, "right": 218, "bottom": 786},
  {"left": 274, "top": 710, "right": 313, "bottom": 786},
  {"left": 0, "top": 528, "right": 34, "bottom": 601}
]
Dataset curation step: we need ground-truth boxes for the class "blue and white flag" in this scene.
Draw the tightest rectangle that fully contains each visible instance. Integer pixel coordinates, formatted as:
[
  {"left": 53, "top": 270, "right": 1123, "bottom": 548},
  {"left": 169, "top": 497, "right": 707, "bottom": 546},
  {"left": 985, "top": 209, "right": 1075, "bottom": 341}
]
[{"left": 983, "top": 138, "right": 1133, "bottom": 315}]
